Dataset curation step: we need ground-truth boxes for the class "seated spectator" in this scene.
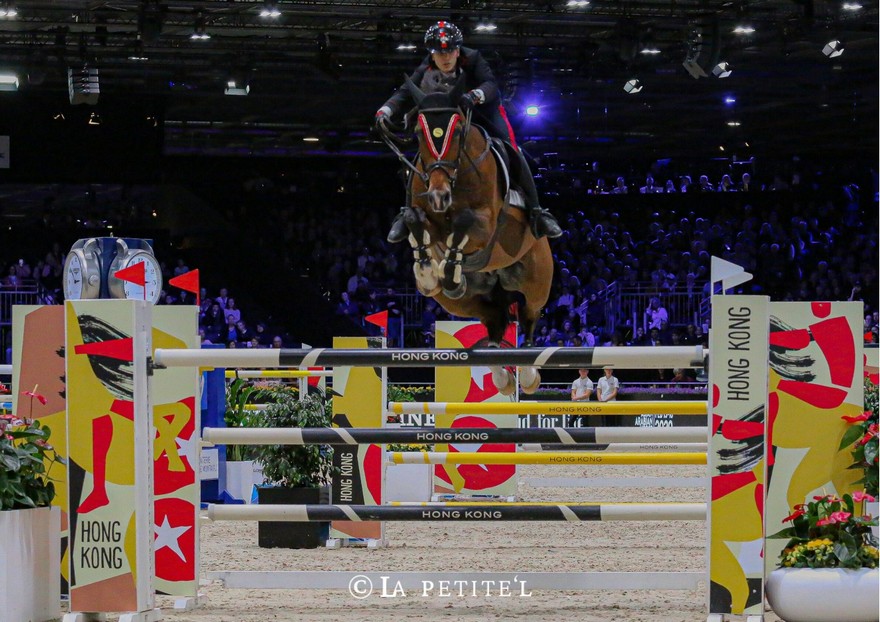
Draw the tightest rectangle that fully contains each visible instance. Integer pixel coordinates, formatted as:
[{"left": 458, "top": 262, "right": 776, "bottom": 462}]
[
  {"left": 224, "top": 298, "right": 241, "bottom": 324},
  {"left": 645, "top": 296, "right": 669, "bottom": 332},
  {"left": 664, "top": 179, "right": 677, "bottom": 193},
  {"left": 640, "top": 176, "right": 661, "bottom": 194},
  {"left": 254, "top": 322, "right": 271, "bottom": 346},
  {"left": 215, "top": 287, "right": 229, "bottom": 309},
  {"left": 271, "top": 335, "right": 284, "bottom": 348},
  {"left": 679, "top": 176, "right": 692, "bottom": 193},
  {"left": 336, "top": 291, "right": 360, "bottom": 321},
  {"left": 739, "top": 172, "right": 753, "bottom": 192},
  {"left": 698, "top": 175, "right": 714, "bottom": 192},
  {"left": 611, "top": 176, "right": 628, "bottom": 194},
  {"left": 718, "top": 174, "right": 735, "bottom": 192}
]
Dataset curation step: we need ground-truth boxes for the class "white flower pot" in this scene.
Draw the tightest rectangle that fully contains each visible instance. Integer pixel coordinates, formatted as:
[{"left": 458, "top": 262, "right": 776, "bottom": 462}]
[
  {"left": 766, "top": 567, "right": 879, "bottom": 622},
  {"left": 226, "top": 460, "right": 264, "bottom": 503},
  {"left": 0, "top": 506, "right": 61, "bottom": 622}
]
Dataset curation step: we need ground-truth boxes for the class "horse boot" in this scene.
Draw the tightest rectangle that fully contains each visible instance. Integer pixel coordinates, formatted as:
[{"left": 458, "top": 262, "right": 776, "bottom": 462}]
[{"left": 511, "top": 149, "right": 563, "bottom": 240}]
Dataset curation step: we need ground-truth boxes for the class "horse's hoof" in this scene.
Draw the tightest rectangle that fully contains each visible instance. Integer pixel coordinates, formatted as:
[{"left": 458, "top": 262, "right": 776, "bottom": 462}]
[
  {"left": 443, "top": 281, "right": 467, "bottom": 300},
  {"left": 491, "top": 367, "right": 515, "bottom": 395},
  {"left": 520, "top": 367, "right": 541, "bottom": 395}
]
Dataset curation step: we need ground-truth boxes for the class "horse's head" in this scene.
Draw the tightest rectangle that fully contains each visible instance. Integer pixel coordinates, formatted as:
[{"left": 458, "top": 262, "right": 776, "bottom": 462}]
[{"left": 405, "top": 73, "right": 468, "bottom": 213}]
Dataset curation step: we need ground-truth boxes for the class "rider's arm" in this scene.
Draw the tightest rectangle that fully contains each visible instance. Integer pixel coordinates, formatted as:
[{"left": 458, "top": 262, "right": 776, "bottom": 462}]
[
  {"left": 382, "top": 57, "right": 431, "bottom": 117},
  {"left": 463, "top": 48, "right": 499, "bottom": 105}
]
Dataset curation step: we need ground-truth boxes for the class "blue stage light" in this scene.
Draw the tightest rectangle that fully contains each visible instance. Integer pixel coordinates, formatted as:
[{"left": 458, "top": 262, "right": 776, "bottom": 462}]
[{"left": 525, "top": 105, "right": 540, "bottom": 116}]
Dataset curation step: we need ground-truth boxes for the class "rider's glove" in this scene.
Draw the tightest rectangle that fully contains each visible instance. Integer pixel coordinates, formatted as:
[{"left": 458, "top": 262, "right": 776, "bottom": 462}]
[
  {"left": 458, "top": 89, "right": 485, "bottom": 112},
  {"left": 375, "top": 106, "right": 392, "bottom": 131}
]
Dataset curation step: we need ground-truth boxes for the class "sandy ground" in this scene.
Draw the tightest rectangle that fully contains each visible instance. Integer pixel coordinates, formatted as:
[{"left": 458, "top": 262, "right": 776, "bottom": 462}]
[{"left": 139, "top": 463, "right": 782, "bottom": 622}]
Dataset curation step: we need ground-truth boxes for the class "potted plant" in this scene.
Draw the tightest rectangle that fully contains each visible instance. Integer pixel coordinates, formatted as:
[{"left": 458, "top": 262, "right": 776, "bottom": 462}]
[
  {"left": 223, "top": 378, "right": 268, "bottom": 502},
  {"left": 766, "top": 492, "right": 879, "bottom": 622},
  {"left": 0, "top": 386, "right": 63, "bottom": 622},
  {"left": 252, "top": 388, "right": 334, "bottom": 548},
  {"left": 840, "top": 377, "right": 879, "bottom": 535}
]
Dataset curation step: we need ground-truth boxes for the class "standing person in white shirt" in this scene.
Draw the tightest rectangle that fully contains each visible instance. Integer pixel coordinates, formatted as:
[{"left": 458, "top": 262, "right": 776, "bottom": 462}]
[
  {"left": 597, "top": 366, "right": 619, "bottom": 403},
  {"left": 569, "top": 368, "right": 593, "bottom": 427}
]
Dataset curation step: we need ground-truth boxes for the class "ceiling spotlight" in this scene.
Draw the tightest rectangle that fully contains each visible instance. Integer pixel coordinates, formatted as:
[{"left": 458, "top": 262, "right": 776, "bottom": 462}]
[
  {"left": 0, "top": 2, "right": 18, "bottom": 18},
  {"left": 623, "top": 78, "right": 643, "bottom": 94},
  {"left": 525, "top": 105, "right": 539, "bottom": 116},
  {"left": 733, "top": 25, "right": 755, "bottom": 34},
  {"left": 259, "top": 0, "right": 281, "bottom": 18},
  {"left": 190, "top": 12, "right": 210, "bottom": 40},
  {"left": 303, "top": 136, "right": 320, "bottom": 142},
  {"left": 566, "top": 0, "right": 590, "bottom": 8},
  {"left": 842, "top": 2, "right": 863, "bottom": 10},
  {"left": 640, "top": 43, "right": 661, "bottom": 55},
  {"left": 727, "top": 121, "right": 741, "bottom": 127},
  {"left": 396, "top": 43, "right": 417, "bottom": 51},
  {"left": 822, "top": 40, "right": 844, "bottom": 58},
  {"left": 713, "top": 62, "right": 732, "bottom": 78},
  {"left": 0, "top": 72, "right": 18, "bottom": 91},
  {"left": 474, "top": 21, "right": 497, "bottom": 32},
  {"left": 128, "top": 37, "right": 149, "bottom": 61}
]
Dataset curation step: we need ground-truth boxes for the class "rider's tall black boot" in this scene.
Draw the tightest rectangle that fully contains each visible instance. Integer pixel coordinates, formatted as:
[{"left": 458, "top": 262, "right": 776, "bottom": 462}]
[
  {"left": 387, "top": 207, "right": 409, "bottom": 243},
  {"left": 511, "top": 150, "right": 563, "bottom": 240}
]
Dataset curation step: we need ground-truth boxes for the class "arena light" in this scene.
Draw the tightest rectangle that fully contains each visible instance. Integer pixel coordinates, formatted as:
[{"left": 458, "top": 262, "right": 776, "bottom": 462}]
[
  {"left": 842, "top": 2, "right": 863, "bottom": 10},
  {"left": 259, "top": 1, "right": 281, "bottom": 18},
  {"left": 396, "top": 43, "right": 417, "bottom": 51},
  {"left": 525, "top": 105, "right": 540, "bottom": 116},
  {"left": 712, "top": 62, "right": 732, "bottom": 78},
  {"left": 190, "top": 12, "right": 210, "bottom": 40},
  {"left": 0, "top": 2, "right": 18, "bottom": 18},
  {"left": 566, "top": 0, "right": 590, "bottom": 8},
  {"left": 822, "top": 40, "right": 844, "bottom": 58},
  {"left": 623, "top": 78, "right": 642, "bottom": 94},
  {"left": 474, "top": 20, "right": 497, "bottom": 32},
  {"left": 733, "top": 25, "right": 755, "bottom": 34},
  {"left": 0, "top": 72, "right": 19, "bottom": 91}
]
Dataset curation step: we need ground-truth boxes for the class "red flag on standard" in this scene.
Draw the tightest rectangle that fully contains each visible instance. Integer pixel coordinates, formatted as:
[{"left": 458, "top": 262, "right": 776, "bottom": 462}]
[
  {"left": 114, "top": 262, "right": 146, "bottom": 287},
  {"left": 365, "top": 310, "right": 388, "bottom": 335},
  {"left": 169, "top": 269, "right": 200, "bottom": 305}
]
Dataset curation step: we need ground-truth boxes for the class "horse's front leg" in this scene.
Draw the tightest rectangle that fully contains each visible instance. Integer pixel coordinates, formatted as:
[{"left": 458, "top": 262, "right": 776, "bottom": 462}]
[
  {"left": 438, "top": 209, "right": 476, "bottom": 300},
  {"left": 406, "top": 212, "right": 441, "bottom": 297}
]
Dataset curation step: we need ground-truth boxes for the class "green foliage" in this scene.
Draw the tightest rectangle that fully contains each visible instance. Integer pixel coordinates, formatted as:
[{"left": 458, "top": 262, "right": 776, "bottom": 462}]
[
  {"left": 252, "top": 390, "right": 335, "bottom": 489},
  {"left": 224, "top": 378, "right": 273, "bottom": 461},
  {"left": 0, "top": 418, "right": 64, "bottom": 511},
  {"left": 769, "top": 492, "right": 879, "bottom": 569},
  {"left": 386, "top": 443, "right": 433, "bottom": 452},
  {"left": 838, "top": 377, "right": 879, "bottom": 496}
]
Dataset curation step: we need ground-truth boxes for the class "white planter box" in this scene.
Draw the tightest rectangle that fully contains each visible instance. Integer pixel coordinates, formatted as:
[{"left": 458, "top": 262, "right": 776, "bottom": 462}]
[
  {"left": 226, "top": 460, "right": 264, "bottom": 503},
  {"left": 766, "top": 567, "right": 879, "bottom": 622},
  {"left": 0, "top": 506, "right": 61, "bottom": 622},
  {"left": 385, "top": 462, "right": 433, "bottom": 502}
]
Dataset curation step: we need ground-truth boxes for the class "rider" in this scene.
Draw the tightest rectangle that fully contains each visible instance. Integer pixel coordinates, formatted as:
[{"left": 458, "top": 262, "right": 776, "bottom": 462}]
[{"left": 375, "top": 21, "right": 563, "bottom": 243}]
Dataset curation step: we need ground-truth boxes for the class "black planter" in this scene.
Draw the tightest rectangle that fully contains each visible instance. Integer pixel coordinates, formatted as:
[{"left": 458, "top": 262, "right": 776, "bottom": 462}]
[{"left": 256, "top": 486, "right": 330, "bottom": 549}]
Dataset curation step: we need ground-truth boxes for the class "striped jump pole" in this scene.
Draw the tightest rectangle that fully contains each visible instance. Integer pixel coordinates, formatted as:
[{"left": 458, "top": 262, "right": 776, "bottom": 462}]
[
  {"left": 389, "top": 451, "right": 706, "bottom": 465},
  {"left": 224, "top": 370, "right": 333, "bottom": 379},
  {"left": 389, "top": 401, "right": 707, "bottom": 416},
  {"left": 201, "top": 426, "right": 708, "bottom": 445},
  {"left": 524, "top": 443, "right": 707, "bottom": 453},
  {"left": 154, "top": 345, "right": 706, "bottom": 370},
  {"left": 206, "top": 502, "right": 707, "bottom": 522}
]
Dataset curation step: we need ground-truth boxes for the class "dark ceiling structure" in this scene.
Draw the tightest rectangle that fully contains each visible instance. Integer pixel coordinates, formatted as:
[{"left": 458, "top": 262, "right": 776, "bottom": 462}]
[{"left": 0, "top": 0, "right": 878, "bottom": 162}]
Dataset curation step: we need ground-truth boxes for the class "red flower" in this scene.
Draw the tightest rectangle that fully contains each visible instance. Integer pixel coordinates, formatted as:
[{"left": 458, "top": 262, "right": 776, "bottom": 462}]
[
  {"left": 813, "top": 494, "right": 837, "bottom": 502},
  {"left": 0, "top": 382, "right": 9, "bottom": 394},
  {"left": 860, "top": 424, "right": 879, "bottom": 446},
  {"left": 783, "top": 507, "right": 806, "bottom": 522},
  {"left": 842, "top": 411, "right": 871, "bottom": 423},
  {"left": 829, "top": 511, "right": 852, "bottom": 523},
  {"left": 852, "top": 491, "right": 876, "bottom": 503},
  {"left": 22, "top": 390, "right": 48, "bottom": 405}
]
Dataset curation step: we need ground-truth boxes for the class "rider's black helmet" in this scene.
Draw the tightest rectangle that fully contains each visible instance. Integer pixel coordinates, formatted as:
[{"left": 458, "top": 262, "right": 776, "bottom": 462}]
[{"left": 424, "top": 21, "right": 463, "bottom": 54}]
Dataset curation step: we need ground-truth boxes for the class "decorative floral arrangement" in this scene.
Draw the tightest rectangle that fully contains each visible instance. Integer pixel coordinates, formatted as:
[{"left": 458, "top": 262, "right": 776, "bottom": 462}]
[
  {"left": 839, "top": 377, "right": 879, "bottom": 496},
  {"left": 770, "top": 491, "right": 878, "bottom": 569},
  {"left": 0, "top": 387, "right": 64, "bottom": 511}
]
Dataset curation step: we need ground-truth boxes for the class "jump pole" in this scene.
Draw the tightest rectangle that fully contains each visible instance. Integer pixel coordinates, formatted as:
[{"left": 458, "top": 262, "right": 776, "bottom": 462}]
[
  {"left": 389, "top": 401, "right": 707, "bottom": 416},
  {"left": 206, "top": 502, "right": 707, "bottom": 522},
  {"left": 201, "top": 426, "right": 708, "bottom": 445},
  {"left": 389, "top": 451, "right": 706, "bottom": 465},
  {"left": 154, "top": 345, "right": 706, "bottom": 369}
]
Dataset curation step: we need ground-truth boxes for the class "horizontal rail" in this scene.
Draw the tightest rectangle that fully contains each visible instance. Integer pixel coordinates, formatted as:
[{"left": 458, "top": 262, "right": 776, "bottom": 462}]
[
  {"left": 224, "top": 370, "right": 333, "bottom": 379},
  {"left": 205, "top": 502, "right": 707, "bottom": 522},
  {"left": 389, "top": 401, "right": 707, "bottom": 416},
  {"left": 154, "top": 345, "right": 706, "bottom": 370},
  {"left": 201, "top": 426, "right": 709, "bottom": 445},
  {"left": 207, "top": 570, "right": 706, "bottom": 591},
  {"left": 389, "top": 451, "right": 706, "bottom": 465},
  {"left": 522, "top": 477, "right": 708, "bottom": 489},
  {"left": 521, "top": 443, "right": 707, "bottom": 453}
]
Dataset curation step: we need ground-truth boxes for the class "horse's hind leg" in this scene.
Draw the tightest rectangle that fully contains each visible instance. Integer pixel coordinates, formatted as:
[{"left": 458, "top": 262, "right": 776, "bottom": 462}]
[{"left": 483, "top": 288, "right": 517, "bottom": 397}]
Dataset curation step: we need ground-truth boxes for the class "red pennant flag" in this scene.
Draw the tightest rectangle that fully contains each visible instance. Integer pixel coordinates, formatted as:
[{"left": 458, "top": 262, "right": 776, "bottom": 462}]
[
  {"left": 115, "top": 262, "right": 146, "bottom": 287},
  {"left": 114, "top": 262, "right": 147, "bottom": 300},
  {"left": 365, "top": 310, "right": 389, "bottom": 335},
  {"left": 169, "top": 269, "right": 200, "bottom": 305}
]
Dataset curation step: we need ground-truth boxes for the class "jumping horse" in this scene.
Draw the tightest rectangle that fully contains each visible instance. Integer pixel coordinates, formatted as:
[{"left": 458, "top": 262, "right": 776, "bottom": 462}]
[{"left": 380, "top": 75, "right": 554, "bottom": 394}]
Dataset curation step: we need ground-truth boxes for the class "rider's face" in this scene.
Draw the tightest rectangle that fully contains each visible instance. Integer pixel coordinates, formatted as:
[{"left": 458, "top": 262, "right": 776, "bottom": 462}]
[{"left": 432, "top": 48, "right": 460, "bottom": 72}]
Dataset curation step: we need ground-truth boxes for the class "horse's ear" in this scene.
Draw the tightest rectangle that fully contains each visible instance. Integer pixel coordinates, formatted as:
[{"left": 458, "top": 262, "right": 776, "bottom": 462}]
[
  {"left": 404, "top": 74, "right": 426, "bottom": 105},
  {"left": 450, "top": 74, "right": 467, "bottom": 102}
]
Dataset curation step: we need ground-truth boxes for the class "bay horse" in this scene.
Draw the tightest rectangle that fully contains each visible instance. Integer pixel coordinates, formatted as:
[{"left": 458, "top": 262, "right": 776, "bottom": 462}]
[{"left": 391, "top": 74, "right": 554, "bottom": 394}]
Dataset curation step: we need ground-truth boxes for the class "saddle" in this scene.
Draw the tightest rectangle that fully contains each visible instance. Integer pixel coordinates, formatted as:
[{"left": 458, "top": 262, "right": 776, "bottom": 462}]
[{"left": 488, "top": 137, "right": 526, "bottom": 209}]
